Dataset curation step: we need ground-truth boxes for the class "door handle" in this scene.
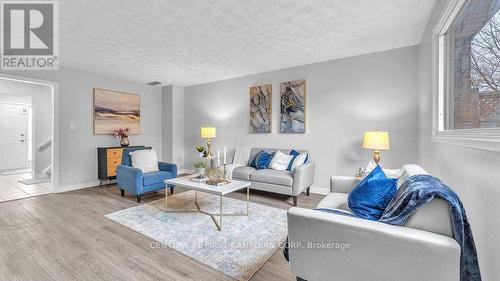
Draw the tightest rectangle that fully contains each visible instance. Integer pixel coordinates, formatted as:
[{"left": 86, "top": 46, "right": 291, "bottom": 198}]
[
  {"left": 20, "top": 139, "right": 24, "bottom": 143},
  {"left": 21, "top": 133, "right": 24, "bottom": 137}
]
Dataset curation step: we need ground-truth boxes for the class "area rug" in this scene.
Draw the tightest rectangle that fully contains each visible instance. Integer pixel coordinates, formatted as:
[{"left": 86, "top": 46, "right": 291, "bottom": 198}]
[{"left": 105, "top": 190, "right": 288, "bottom": 281}]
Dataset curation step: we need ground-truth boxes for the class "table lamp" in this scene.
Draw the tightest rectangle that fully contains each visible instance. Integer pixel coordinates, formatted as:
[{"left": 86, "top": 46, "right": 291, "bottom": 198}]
[
  {"left": 201, "top": 127, "right": 216, "bottom": 157},
  {"left": 362, "top": 130, "right": 390, "bottom": 164}
]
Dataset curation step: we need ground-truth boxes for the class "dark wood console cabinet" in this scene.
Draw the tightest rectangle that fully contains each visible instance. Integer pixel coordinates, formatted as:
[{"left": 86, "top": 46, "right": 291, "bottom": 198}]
[{"left": 97, "top": 146, "right": 145, "bottom": 185}]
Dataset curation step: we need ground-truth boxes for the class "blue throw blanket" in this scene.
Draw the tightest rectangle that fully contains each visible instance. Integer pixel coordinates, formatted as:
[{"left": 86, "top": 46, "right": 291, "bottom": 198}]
[
  {"left": 284, "top": 175, "right": 481, "bottom": 281},
  {"left": 380, "top": 174, "right": 481, "bottom": 281}
]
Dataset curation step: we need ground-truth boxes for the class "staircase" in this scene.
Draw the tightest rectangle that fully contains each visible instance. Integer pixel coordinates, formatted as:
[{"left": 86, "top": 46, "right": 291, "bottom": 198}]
[{"left": 37, "top": 138, "right": 52, "bottom": 178}]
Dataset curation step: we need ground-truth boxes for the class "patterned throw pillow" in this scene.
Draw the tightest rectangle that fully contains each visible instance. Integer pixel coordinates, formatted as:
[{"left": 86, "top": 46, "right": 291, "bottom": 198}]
[
  {"left": 129, "top": 149, "right": 159, "bottom": 173},
  {"left": 287, "top": 150, "right": 300, "bottom": 170},
  {"left": 290, "top": 153, "right": 308, "bottom": 171},
  {"left": 269, "top": 150, "right": 294, "bottom": 171},
  {"left": 250, "top": 150, "right": 275, "bottom": 170},
  {"left": 287, "top": 149, "right": 309, "bottom": 171}
]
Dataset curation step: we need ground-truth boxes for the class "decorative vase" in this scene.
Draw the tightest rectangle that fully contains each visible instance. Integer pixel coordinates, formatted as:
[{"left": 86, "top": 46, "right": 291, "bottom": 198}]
[
  {"left": 120, "top": 137, "right": 129, "bottom": 147},
  {"left": 206, "top": 167, "right": 223, "bottom": 182}
]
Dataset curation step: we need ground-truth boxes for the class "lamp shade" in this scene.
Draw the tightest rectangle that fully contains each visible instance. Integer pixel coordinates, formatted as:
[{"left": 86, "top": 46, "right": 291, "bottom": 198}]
[
  {"left": 363, "top": 131, "right": 390, "bottom": 150},
  {"left": 201, "top": 127, "right": 216, "bottom": 139}
]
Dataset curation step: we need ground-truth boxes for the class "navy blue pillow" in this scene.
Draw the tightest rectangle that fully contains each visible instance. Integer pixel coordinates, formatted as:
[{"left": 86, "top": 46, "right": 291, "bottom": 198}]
[
  {"left": 250, "top": 150, "right": 274, "bottom": 170},
  {"left": 250, "top": 152, "right": 259, "bottom": 168},
  {"left": 287, "top": 149, "right": 301, "bottom": 171},
  {"left": 348, "top": 166, "right": 397, "bottom": 221}
]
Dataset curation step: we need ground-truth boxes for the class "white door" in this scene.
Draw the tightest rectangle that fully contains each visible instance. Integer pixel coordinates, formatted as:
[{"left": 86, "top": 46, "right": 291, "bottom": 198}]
[{"left": 0, "top": 104, "right": 28, "bottom": 170}]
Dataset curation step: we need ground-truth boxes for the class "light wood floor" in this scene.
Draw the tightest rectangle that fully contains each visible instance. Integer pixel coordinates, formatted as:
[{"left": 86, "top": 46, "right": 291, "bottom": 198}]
[{"left": 0, "top": 183, "right": 324, "bottom": 281}]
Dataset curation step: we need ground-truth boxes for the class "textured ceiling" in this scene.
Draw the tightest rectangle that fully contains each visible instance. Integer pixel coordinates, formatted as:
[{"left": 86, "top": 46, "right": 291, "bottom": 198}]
[{"left": 60, "top": 0, "right": 436, "bottom": 86}]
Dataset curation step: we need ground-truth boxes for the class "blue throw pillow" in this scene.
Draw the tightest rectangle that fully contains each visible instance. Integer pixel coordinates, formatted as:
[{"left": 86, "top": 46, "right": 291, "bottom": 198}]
[
  {"left": 348, "top": 166, "right": 398, "bottom": 221},
  {"left": 287, "top": 150, "right": 301, "bottom": 171},
  {"left": 250, "top": 150, "right": 274, "bottom": 170},
  {"left": 262, "top": 152, "right": 275, "bottom": 169}
]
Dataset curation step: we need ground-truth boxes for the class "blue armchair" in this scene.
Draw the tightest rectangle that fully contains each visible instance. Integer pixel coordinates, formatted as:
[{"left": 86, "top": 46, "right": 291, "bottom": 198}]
[{"left": 116, "top": 147, "right": 177, "bottom": 203}]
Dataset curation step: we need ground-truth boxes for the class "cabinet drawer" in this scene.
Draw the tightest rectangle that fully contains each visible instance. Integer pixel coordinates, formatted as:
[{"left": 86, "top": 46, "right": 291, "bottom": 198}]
[
  {"left": 107, "top": 148, "right": 123, "bottom": 159},
  {"left": 107, "top": 166, "right": 117, "bottom": 177},
  {"left": 107, "top": 158, "right": 121, "bottom": 168}
]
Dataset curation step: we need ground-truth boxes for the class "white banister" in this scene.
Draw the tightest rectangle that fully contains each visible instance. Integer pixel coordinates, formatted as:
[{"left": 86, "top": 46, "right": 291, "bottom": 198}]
[
  {"left": 42, "top": 165, "right": 52, "bottom": 178},
  {"left": 37, "top": 138, "right": 51, "bottom": 152}
]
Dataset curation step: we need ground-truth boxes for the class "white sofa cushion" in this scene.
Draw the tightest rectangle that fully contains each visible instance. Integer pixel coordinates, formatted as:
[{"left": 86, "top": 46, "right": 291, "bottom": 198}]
[
  {"left": 396, "top": 164, "right": 428, "bottom": 188},
  {"left": 232, "top": 166, "right": 256, "bottom": 180},
  {"left": 250, "top": 169, "right": 293, "bottom": 187},
  {"left": 405, "top": 199, "right": 453, "bottom": 237},
  {"left": 316, "top": 193, "right": 353, "bottom": 214},
  {"left": 129, "top": 149, "right": 159, "bottom": 173}
]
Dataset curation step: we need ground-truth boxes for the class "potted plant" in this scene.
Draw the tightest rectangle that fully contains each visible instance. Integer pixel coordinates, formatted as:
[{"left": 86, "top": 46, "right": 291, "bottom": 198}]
[
  {"left": 196, "top": 145, "right": 205, "bottom": 157},
  {"left": 113, "top": 127, "right": 130, "bottom": 147},
  {"left": 194, "top": 161, "right": 206, "bottom": 176}
]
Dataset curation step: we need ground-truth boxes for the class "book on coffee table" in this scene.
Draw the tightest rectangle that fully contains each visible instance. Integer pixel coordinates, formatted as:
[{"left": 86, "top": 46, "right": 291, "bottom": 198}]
[{"left": 191, "top": 176, "right": 208, "bottom": 183}]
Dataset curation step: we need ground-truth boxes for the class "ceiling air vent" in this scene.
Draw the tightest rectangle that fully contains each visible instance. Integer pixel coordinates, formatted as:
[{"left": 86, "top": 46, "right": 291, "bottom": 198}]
[{"left": 147, "top": 81, "right": 162, "bottom": 86}]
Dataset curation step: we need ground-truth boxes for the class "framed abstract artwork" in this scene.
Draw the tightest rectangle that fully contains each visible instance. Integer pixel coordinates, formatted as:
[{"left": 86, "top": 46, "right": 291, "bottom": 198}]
[
  {"left": 93, "top": 88, "right": 140, "bottom": 135},
  {"left": 280, "top": 79, "right": 306, "bottom": 133},
  {"left": 249, "top": 84, "right": 272, "bottom": 133}
]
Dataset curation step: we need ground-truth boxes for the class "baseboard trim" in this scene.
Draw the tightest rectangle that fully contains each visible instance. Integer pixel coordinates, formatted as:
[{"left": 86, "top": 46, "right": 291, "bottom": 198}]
[
  {"left": 309, "top": 186, "right": 329, "bottom": 195},
  {"left": 55, "top": 180, "right": 100, "bottom": 193}
]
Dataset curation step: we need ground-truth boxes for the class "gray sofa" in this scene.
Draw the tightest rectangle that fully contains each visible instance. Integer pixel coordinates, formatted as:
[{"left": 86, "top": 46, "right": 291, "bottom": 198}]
[
  {"left": 287, "top": 164, "right": 460, "bottom": 281},
  {"left": 232, "top": 148, "right": 315, "bottom": 206}
]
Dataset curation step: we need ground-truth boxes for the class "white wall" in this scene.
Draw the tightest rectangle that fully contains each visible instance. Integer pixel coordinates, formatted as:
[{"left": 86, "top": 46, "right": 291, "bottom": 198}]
[
  {"left": 0, "top": 67, "right": 163, "bottom": 188},
  {"left": 33, "top": 89, "right": 52, "bottom": 175},
  {"left": 183, "top": 46, "right": 420, "bottom": 191},
  {"left": 162, "top": 85, "right": 185, "bottom": 167},
  {"left": 417, "top": 1, "right": 500, "bottom": 280},
  {"left": 162, "top": 86, "right": 173, "bottom": 162},
  {"left": 0, "top": 79, "right": 51, "bottom": 174}
]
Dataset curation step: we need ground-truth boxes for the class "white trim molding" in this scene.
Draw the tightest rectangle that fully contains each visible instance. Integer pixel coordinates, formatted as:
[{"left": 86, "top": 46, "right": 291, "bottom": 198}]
[
  {"left": 0, "top": 73, "right": 60, "bottom": 190},
  {"left": 55, "top": 180, "right": 100, "bottom": 193},
  {"left": 309, "top": 186, "right": 329, "bottom": 195},
  {"left": 180, "top": 169, "right": 195, "bottom": 174},
  {"left": 432, "top": 0, "right": 500, "bottom": 152},
  {"left": 433, "top": 129, "right": 500, "bottom": 151}
]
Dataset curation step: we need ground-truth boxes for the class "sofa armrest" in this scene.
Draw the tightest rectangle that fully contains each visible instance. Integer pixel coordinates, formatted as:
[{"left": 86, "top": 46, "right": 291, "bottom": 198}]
[
  {"left": 330, "top": 176, "right": 360, "bottom": 193},
  {"left": 292, "top": 162, "right": 315, "bottom": 196},
  {"left": 287, "top": 207, "right": 460, "bottom": 281},
  {"left": 159, "top": 162, "right": 177, "bottom": 176},
  {"left": 116, "top": 165, "right": 143, "bottom": 195}
]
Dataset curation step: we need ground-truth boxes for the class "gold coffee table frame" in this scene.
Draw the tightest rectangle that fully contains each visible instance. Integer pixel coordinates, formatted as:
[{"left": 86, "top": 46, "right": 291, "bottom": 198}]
[{"left": 164, "top": 177, "right": 250, "bottom": 231}]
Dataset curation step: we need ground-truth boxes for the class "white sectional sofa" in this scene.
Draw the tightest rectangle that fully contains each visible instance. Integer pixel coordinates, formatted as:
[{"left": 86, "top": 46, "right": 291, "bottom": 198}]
[{"left": 287, "top": 164, "right": 460, "bottom": 281}]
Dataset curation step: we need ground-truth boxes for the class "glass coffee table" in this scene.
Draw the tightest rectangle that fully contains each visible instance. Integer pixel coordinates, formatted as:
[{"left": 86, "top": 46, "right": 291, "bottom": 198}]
[{"left": 164, "top": 176, "right": 251, "bottom": 231}]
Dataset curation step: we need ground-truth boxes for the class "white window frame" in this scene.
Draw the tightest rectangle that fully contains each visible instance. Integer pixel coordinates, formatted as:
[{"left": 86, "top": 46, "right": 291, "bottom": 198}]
[{"left": 432, "top": 0, "right": 500, "bottom": 152}]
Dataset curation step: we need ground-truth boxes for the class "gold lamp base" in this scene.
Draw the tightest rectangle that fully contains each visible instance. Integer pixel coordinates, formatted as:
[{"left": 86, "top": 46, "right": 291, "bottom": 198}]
[
  {"left": 206, "top": 139, "right": 213, "bottom": 157},
  {"left": 373, "top": 150, "right": 381, "bottom": 165}
]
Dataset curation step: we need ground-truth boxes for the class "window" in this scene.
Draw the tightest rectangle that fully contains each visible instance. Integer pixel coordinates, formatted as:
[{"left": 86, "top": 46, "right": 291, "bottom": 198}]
[
  {"left": 444, "top": 0, "right": 500, "bottom": 130},
  {"left": 434, "top": 0, "right": 500, "bottom": 151}
]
